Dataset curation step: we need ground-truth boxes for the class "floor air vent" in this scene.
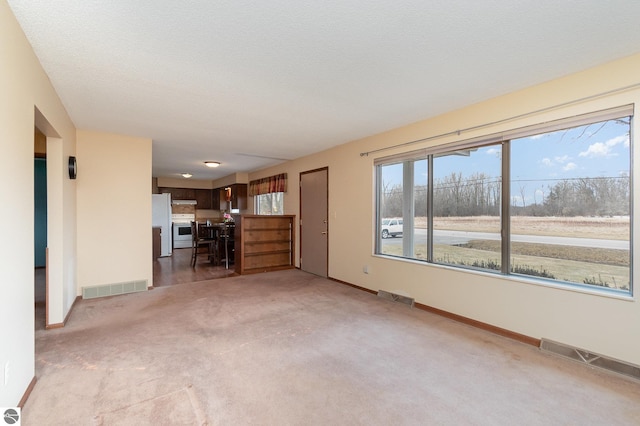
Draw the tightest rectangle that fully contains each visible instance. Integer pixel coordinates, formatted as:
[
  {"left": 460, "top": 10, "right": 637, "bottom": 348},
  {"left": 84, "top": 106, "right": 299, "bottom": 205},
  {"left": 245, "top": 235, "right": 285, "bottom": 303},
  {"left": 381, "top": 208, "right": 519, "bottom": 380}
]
[
  {"left": 377, "top": 290, "right": 415, "bottom": 307},
  {"left": 540, "top": 338, "right": 640, "bottom": 381},
  {"left": 82, "top": 280, "right": 148, "bottom": 300}
]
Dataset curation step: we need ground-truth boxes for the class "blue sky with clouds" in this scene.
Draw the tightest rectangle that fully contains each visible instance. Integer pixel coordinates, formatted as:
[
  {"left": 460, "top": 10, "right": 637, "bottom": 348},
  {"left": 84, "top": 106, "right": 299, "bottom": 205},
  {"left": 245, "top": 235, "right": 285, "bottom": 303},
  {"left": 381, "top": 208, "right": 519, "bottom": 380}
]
[
  {"left": 381, "top": 117, "right": 630, "bottom": 205},
  {"left": 511, "top": 118, "right": 630, "bottom": 204},
  {"left": 513, "top": 120, "right": 629, "bottom": 179}
]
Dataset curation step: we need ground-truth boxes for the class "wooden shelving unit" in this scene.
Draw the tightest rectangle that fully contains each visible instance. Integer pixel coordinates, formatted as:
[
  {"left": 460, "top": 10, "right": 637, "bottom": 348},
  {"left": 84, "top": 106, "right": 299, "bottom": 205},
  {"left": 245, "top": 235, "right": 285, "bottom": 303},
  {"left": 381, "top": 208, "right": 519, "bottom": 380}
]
[{"left": 234, "top": 215, "right": 295, "bottom": 275}]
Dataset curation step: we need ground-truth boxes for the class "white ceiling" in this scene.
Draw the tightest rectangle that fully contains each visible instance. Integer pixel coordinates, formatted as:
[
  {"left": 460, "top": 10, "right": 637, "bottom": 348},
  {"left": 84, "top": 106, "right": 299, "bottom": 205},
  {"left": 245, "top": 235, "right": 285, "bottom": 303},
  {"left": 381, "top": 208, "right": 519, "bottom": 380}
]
[{"left": 8, "top": 1, "right": 640, "bottom": 180}]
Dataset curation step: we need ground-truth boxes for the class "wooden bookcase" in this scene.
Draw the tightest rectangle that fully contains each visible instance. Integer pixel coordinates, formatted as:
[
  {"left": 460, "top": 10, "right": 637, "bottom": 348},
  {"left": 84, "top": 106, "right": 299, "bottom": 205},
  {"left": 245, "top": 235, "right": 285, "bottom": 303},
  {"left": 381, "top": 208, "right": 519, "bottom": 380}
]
[{"left": 234, "top": 215, "right": 295, "bottom": 275}]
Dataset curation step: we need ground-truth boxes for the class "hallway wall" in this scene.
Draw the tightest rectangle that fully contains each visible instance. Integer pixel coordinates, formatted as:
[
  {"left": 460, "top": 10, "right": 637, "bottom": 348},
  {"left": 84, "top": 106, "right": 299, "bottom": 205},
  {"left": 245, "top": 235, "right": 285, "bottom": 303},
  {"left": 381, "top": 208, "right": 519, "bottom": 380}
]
[{"left": 0, "top": 0, "right": 77, "bottom": 405}]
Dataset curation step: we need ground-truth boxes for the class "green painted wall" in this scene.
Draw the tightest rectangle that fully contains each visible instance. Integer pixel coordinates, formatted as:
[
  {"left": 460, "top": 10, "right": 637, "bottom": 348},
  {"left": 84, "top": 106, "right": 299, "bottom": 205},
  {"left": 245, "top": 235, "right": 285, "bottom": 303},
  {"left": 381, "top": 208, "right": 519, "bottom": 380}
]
[{"left": 34, "top": 157, "right": 47, "bottom": 267}]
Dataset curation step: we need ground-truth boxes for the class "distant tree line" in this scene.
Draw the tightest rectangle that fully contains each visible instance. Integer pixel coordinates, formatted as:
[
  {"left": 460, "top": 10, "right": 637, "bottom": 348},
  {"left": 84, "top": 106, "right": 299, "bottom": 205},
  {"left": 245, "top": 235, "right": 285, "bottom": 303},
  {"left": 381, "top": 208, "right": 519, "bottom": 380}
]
[
  {"left": 381, "top": 173, "right": 629, "bottom": 218},
  {"left": 528, "top": 175, "right": 629, "bottom": 217}
]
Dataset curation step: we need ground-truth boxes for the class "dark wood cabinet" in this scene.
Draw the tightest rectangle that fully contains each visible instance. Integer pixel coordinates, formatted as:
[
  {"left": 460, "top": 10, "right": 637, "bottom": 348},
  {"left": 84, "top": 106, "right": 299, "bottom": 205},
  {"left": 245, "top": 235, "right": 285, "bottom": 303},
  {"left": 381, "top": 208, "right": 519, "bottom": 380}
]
[
  {"left": 211, "top": 189, "right": 220, "bottom": 211},
  {"left": 219, "top": 184, "right": 247, "bottom": 211},
  {"left": 158, "top": 187, "right": 214, "bottom": 209},
  {"left": 234, "top": 215, "right": 295, "bottom": 275},
  {"left": 234, "top": 184, "right": 248, "bottom": 210},
  {"left": 158, "top": 184, "right": 246, "bottom": 211},
  {"left": 158, "top": 187, "right": 195, "bottom": 201},
  {"left": 175, "top": 188, "right": 196, "bottom": 200},
  {"left": 218, "top": 188, "right": 227, "bottom": 210},
  {"left": 194, "top": 189, "right": 212, "bottom": 209}
]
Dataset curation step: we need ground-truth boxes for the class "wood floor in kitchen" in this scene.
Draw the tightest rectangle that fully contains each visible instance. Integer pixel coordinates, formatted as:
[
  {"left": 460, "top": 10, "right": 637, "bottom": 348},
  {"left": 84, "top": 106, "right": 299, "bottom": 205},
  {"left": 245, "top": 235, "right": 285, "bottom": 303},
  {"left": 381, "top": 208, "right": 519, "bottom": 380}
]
[{"left": 152, "top": 246, "right": 237, "bottom": 287}]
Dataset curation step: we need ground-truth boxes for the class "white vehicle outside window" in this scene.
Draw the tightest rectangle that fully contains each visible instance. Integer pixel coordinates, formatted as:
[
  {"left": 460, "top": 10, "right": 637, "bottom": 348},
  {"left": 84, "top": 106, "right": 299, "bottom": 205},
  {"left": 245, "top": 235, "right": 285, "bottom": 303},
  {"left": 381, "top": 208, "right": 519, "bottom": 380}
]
[{"left": 381, "top": 218, "right": 403, "bottom": 239}]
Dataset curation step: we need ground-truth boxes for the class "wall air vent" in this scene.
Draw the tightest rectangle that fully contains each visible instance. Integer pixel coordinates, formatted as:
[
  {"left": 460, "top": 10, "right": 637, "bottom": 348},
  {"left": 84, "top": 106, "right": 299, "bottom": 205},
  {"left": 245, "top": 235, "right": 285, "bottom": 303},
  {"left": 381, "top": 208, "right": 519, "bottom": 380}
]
[
  {"left": 540, "top": 338, "right": 640, "bottom": 381},
  {"left": 82, "top": 280, "right": 148, "bottom": 300},
  {"left": 377, "top": 290, "right": 415, "bottom": 307}
]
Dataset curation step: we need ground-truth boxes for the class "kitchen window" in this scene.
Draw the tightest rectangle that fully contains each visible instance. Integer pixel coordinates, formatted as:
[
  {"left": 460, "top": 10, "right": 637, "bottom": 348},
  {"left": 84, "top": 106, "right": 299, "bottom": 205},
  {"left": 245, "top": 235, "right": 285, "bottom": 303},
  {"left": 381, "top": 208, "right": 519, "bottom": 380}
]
[
  {"left": 255, "top": 192, "right": 284, "bottom": 215},
  {"left": 250, "top": 173, "right": 287, "bottom": 215},
  {"left": 375, "top": 106, "right": 632, "bottom": 295}
]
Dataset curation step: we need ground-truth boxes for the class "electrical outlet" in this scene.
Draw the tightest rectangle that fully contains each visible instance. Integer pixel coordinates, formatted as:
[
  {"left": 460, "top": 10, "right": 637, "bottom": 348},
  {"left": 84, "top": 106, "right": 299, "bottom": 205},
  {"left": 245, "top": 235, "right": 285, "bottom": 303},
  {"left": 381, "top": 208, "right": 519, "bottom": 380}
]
[{"left": 363, "top": 265, "right": 370, "bottom": 274}]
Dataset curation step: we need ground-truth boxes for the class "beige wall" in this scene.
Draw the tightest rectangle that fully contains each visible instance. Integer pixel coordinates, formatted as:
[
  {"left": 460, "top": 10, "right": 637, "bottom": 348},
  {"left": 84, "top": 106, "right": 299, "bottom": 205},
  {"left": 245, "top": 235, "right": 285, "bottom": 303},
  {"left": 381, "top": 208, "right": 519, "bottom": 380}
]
[
  {"left": 249, "top": 53, "right": 640, "bottom": 366},
  {"left": 76, "top": 130, "right": 153, "bottom": 290},
  {"left": 155, "top": 172, "right": 251, "bottom": 190},
  {"left": 0, "top": 0, "right": 77, "bottom": 405},
  {"left": 156, "top": 176, "right": 213, "bottom": 189},
  {"left": 1, "top": 1, "right": 155, "bottom": 404},
  {"left": 155, "top": 173, "right": 251, "bottom": 193},
  {"left": 212, "top": 172, "right": 249, "bottom": 188}
]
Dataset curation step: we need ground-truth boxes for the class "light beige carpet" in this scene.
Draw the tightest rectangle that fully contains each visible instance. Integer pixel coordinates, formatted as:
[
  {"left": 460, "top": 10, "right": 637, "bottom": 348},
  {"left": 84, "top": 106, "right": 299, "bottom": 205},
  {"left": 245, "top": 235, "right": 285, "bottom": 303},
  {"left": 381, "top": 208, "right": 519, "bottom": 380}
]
[
  {"left": 93, "top": 386, "right": 205, "bottom": 425},
  {"left": 25, "top": 269, "right": 640, "bottom": 425}
]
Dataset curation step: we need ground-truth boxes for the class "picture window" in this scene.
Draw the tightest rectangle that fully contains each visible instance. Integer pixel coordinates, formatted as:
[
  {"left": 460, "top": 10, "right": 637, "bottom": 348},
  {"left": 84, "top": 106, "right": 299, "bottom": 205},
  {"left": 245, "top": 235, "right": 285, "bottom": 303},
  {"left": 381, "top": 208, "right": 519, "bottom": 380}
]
[{"left": 375, "top": 107, "right": 632, "bottom": 295}]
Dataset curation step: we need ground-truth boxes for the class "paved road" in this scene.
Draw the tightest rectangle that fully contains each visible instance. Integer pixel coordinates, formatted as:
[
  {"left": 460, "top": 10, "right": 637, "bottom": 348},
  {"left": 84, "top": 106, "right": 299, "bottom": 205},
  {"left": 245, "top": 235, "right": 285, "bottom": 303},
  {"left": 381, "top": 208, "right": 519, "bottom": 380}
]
[{"left": 381, "top": 228, "right": 628, "bottom": 250}]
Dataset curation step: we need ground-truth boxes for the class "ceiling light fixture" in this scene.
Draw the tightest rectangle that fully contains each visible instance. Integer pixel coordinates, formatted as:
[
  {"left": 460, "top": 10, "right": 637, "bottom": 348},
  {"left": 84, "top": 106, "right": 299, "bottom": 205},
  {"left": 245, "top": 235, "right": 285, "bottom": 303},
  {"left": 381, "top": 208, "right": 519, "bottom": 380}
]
[
  {"left": 204, "top": 161, "right": 220, "bottom": 168},
  {"left": 181, "top": 173, "right": 192, "bottom": 178}
]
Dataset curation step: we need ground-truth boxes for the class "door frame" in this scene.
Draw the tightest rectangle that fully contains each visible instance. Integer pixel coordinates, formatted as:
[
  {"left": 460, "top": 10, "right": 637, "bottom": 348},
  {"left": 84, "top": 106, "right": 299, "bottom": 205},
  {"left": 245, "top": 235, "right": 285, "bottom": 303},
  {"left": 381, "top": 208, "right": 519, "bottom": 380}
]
[{"left": 299, "top": 167, "right": 329, "bottom": 277}]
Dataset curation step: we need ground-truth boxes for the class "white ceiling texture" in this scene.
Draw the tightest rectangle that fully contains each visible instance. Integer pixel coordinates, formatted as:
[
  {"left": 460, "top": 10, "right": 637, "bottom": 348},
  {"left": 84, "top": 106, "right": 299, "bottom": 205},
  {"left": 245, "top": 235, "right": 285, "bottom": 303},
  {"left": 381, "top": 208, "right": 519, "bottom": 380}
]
[{"left": 8, "top": 1, "right": 640, "bottom": 180}]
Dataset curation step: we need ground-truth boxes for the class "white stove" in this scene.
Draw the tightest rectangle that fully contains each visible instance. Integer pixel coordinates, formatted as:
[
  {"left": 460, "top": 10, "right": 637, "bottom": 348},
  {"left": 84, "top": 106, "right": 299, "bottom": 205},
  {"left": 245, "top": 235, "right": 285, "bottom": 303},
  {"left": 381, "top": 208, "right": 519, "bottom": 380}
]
[
  {"left": 172, "top": 214, "right": 195, "bottom": 249},
  {"left": 171, "top": 213, "right": 195, "bottom": 224}
]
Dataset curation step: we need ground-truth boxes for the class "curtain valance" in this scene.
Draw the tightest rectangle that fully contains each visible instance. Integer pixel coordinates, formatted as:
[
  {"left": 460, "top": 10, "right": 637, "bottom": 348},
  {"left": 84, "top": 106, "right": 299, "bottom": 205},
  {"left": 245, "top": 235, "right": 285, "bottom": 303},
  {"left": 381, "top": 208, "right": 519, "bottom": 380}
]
[{"left": 248, "top": 173, "right": 287, "bottom": 196}]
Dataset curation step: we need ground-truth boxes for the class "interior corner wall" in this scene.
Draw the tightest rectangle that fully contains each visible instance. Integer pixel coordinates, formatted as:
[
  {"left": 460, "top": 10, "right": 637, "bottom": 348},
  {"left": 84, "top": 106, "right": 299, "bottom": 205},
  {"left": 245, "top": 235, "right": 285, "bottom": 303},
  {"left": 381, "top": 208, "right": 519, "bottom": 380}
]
[
  {"left": 76, "top": 130, "right": 152, "bottom": 292},
  {"left": 0, "top": 0, "right": 77, "bottom": 405},
  {"left": 212, "top": 172, "right": 250, "bottom": 188},
  {"left": 249, "top": 53, "right": 640, "bottom": 366}
]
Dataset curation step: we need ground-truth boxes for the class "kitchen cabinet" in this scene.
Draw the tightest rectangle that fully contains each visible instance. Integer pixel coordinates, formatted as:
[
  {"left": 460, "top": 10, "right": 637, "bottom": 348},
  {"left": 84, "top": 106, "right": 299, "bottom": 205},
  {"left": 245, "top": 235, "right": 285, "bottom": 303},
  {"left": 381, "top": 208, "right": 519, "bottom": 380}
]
[
  {"left": 194, "top": 189, "right": 212, "bottom": 210},
  {"left": 158, "top": 187, "right": 195, "bottom": 201},
  {"left": 234, "top": 215, "right": 295, "bottom": 275},
  {"left": 158, "top": 187, "right": 213, "bottom": 209},
  {"left": 219, "top": 184, "right": 247, "bottom": 211},
  {"left": 159, "top": 183, "right": 247, "bottom": 211},
  {"left": 211, "top": 189, "right": 220, "bottom": 211},
  {"left": 218, "top": 188, "right": 228, "bottom": 210}
]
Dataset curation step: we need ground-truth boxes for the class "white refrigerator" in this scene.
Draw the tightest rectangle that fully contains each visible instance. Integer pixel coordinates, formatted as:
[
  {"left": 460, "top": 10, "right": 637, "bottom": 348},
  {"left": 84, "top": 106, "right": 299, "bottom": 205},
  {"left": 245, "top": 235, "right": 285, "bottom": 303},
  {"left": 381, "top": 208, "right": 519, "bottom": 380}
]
[{"left": 152, "top": 193, "right": 172, "bottom": 257}]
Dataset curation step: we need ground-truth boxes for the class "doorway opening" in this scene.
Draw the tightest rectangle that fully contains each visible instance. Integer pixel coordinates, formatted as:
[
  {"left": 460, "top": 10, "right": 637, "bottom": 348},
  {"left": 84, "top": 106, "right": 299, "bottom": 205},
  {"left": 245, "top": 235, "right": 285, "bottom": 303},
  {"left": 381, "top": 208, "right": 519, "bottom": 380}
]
[{"left": 34, "top": 128, "right": 47, "bottom": 330}]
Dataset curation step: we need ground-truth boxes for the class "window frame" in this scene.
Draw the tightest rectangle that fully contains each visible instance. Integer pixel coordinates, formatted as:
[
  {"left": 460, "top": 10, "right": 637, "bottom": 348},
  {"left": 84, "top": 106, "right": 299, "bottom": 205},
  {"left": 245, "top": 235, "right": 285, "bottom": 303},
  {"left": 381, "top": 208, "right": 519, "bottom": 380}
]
[{"left": 374, "top": 105, "right": 634, "bottom": 296}]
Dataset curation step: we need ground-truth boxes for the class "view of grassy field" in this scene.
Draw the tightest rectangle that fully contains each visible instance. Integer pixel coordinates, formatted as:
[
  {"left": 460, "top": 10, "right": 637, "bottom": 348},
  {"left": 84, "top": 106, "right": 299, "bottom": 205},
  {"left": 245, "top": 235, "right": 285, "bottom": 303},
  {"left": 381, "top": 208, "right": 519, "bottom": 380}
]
[
  {"left": 424, "top": 215, "right": 629, "bottom": 240},
  {"left": 380, "top": 216, "right": 630, "bottom": 290}
]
